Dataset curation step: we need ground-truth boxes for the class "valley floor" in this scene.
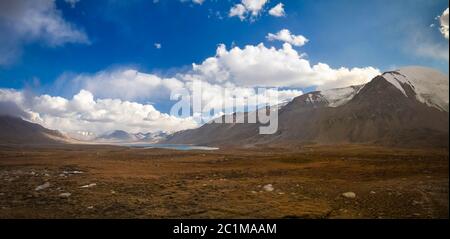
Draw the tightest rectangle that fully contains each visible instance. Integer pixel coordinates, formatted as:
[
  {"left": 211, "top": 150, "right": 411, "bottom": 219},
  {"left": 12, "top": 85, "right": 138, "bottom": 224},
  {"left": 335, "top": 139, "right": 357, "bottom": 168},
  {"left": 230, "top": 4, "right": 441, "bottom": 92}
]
[{"left": 0, "top": 144, "right": 448, "bottom": 219}]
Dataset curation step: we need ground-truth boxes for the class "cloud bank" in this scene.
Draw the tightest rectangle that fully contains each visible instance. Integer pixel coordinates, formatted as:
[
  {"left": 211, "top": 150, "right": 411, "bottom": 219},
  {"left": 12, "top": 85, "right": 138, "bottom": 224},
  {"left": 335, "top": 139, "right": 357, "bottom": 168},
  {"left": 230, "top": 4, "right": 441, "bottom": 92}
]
[
  {"left": 191, "top": 43, "right": 380, "bottom": 90},
  {"left": 0, "top": 88, "right": 198, "bottom": 137}
]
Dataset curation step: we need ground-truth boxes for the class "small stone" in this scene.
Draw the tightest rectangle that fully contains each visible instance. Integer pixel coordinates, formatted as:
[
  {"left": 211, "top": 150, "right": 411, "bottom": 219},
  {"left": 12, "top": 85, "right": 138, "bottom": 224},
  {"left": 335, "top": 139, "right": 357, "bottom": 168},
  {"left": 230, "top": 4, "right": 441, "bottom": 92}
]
[
  {"left": 80, "top": 183, "right": 96, "bottom": 188},
  {"left": 370, "top": 191, "right": 376, "bottom": 194},
  {"left": 35, "top": 182, "right": 50, "bottom": 191},
  {"left": 263, "top": 184, "right": 274, "bottom": 192},
  {"left": 342, "top": 192, "right": 356, "bottom": 199},
  {"left": 59, "top": 193, "right": 71, "bottom": 198}
]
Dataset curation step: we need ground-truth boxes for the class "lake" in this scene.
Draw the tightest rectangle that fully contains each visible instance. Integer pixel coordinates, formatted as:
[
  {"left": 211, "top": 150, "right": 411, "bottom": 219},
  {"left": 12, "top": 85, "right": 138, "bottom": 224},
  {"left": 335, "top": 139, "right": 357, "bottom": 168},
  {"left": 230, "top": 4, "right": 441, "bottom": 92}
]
[{"left": 119, "top": 143, "right": 219, "bottom": 151}]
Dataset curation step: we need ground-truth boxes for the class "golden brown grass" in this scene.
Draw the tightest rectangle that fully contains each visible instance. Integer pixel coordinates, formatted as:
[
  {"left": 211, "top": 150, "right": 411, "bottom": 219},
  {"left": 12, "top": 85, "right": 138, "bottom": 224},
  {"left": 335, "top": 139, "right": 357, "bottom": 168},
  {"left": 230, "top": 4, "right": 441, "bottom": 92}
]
[{"left": 0, "top": 144, "right": 447, "bottom": 218}]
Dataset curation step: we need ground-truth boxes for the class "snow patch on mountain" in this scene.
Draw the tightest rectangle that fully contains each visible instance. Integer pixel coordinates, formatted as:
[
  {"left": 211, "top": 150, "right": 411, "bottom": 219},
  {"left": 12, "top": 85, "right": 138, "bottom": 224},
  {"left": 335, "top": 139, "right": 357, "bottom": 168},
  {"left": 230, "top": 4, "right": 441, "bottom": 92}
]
[
  {"left": 300, "top": 85, "right": 365, "bottom": 108},
  {"left": 382, "top": 66, "right": 449, "bottom": 111},
  {"left": 320, "top": 85, "right": 365, "bottom": 107}
]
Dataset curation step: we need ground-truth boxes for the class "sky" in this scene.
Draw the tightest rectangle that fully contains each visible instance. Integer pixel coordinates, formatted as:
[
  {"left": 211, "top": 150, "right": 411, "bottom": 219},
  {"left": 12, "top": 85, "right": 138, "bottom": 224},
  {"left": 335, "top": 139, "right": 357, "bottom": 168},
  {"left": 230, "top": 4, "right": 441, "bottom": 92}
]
[{"left": 0, "top": 0, "right": 448, "bottom": 137}]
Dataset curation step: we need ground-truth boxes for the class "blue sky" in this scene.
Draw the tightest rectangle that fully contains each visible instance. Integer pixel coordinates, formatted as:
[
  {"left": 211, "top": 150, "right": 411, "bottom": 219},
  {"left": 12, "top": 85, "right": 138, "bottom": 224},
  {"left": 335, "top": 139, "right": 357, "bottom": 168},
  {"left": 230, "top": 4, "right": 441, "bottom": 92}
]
[
  {"left": 1, "top": 0, "right": 448, "bottom": 90},
  {"left": 0, "top": 0, "right": 448, "bottom": 135}
]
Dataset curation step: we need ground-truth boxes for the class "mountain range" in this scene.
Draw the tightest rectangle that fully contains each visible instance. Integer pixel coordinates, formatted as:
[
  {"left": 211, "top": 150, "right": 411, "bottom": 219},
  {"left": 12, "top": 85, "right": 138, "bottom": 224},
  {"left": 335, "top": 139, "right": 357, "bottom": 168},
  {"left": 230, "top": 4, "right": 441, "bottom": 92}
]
[
  {"left": 95, "top": 130, "right": 169, "bottom": 143},
  {"left": 163, "top": 66, "right": 449, "bottom": 148},
  {"left": 1, "top": 66, "right": 448, "bottom": 148}
]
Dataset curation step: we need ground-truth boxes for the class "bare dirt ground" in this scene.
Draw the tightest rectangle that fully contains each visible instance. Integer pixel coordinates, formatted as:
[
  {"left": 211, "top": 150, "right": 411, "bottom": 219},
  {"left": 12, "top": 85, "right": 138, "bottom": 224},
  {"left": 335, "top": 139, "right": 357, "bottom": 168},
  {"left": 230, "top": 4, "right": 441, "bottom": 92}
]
[{"left": 0, "top": 144, "right": 448, "bottom": 219}]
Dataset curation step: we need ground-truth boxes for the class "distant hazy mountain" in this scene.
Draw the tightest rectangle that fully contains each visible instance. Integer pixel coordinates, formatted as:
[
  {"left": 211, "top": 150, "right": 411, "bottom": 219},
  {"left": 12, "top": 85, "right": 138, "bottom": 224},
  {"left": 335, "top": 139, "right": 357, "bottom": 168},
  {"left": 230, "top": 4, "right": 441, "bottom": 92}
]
[
  {"left": 163, "top": 66, "right": 449, "bottom": 148},
  {"left": 0, "top": 115, "right": 69, "bottom": 144},
  {"left": 96, "top": 130, "right": 168, "bottom": 143}
]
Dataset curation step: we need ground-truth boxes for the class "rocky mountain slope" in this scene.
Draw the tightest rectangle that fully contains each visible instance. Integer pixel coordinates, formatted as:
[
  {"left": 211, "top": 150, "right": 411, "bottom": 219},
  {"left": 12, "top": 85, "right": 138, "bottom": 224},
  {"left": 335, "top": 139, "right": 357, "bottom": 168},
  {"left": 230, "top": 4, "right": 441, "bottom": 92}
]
[{"left": 0, "top": 115, "right": 68, "bottom": 145}]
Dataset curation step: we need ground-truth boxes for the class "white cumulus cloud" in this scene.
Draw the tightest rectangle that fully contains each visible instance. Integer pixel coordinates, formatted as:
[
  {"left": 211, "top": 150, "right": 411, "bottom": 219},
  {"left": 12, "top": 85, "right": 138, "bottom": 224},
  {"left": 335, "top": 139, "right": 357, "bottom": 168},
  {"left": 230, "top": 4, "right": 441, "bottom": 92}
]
[
  {"left": 266, "top": 29, "right": 308, "bottom": 47},
  {"left": 229, "top": 4, "right": 248, "bottom": 21},
  {"left": 229, "top": 0, "right": 268, "bottom": 21},
  {"left": 268, "top": 3, "right": 285, "bottom": 17},
  {"left": 191, "top": 42, "right": 380, "bottom": 90},
  {"left": 439, "top": 8, "right": 449, "bottom": 40}
]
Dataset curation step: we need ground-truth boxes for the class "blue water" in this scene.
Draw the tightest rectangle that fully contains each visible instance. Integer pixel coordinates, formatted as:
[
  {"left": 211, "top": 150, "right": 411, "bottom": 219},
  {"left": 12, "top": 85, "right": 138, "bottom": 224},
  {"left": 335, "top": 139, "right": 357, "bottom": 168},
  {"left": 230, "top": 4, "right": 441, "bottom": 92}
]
[{"left": 119, "top": 143, "right": 219, "bottom": 151}]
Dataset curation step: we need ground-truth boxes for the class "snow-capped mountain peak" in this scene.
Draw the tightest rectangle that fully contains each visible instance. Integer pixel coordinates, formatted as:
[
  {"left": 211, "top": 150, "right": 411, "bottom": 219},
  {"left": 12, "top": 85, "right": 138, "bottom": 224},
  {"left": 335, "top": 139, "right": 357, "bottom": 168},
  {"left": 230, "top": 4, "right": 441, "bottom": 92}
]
[{"left": 382, "top": 66, "right": 449, "bottom": 111}]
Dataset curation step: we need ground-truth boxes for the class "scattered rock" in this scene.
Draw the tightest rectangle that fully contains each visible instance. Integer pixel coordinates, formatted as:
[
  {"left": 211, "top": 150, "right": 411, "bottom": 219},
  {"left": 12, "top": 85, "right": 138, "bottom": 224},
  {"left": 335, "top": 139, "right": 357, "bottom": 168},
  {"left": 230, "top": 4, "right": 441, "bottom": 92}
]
[
  {"left": 63, "top": 171, "right": 84, "bottom": 175},
  {"left": 342, "top": 192, "right": 356, "bottom": 199},
  {"left": 263, "top": 184, "right": 274, "bottom": 192},
  {"left": 80, "top": 183, "right": 96, "bottom": 188},
  {"left": 59, "top": 193, "right": 71, "bottom": 198},
  {"left": 250, "top": 191, "right": 258, "bottom": 194},
  {"left": 370, "top": 191, "right": 376, "bottom": 194},
  {"left": 87, "top": 206, "right": 94, "bottom": 209},
  {"left": 35, "top": 182, "right": 51, "bottom": 191}
]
